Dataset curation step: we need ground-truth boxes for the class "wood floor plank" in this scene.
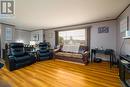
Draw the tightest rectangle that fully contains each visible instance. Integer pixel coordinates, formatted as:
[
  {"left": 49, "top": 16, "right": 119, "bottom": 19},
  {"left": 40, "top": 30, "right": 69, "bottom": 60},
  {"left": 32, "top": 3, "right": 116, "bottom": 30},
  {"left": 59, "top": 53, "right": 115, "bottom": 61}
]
[
  {"left": 35, "top": 61, "right": 120, "bottom": 87},
  {"left": 0, "top": 60, "right": 121, "bottom": 87}
]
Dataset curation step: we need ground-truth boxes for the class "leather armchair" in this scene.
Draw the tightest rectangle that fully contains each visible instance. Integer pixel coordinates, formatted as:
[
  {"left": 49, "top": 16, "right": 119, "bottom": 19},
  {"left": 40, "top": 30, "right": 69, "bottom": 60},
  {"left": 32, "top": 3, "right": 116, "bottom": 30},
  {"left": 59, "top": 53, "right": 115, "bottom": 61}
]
[
  {"left": 37, "top": 42, "right": 53, "bottom": 61},
  {"left": 5, "top": 43, "right": 36, "bottom": 71}
]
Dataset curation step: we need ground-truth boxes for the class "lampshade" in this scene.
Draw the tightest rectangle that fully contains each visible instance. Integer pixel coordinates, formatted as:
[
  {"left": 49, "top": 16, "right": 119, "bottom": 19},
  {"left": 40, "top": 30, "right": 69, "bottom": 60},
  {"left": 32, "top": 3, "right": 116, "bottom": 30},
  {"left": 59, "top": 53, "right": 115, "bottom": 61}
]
[
  {"left": 30, "top": 41, "right": 36, "bottom": 45},
  {"left": 16, "top": 40, "right": 24, "bottom": 43}
]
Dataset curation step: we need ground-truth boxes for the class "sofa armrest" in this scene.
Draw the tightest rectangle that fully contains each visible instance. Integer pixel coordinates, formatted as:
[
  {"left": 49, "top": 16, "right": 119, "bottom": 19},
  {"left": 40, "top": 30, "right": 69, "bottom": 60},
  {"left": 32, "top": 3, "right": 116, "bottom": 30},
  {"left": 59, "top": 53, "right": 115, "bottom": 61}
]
[
  {"left": 82, "top": 51, "right": 89, "bottom": 56},
  {"left": 54, "top": 49, "right": 60, "bottom": 53},
  {"left": 82, "top": 51, "right": 90, "bottom": 65}
]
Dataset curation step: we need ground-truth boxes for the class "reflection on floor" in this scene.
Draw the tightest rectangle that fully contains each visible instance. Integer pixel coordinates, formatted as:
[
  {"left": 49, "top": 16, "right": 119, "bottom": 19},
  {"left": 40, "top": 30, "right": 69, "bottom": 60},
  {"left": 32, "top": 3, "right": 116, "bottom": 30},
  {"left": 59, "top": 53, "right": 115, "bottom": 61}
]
[{"left": 0, "top": 59, "right": 121, "bottom": 87}]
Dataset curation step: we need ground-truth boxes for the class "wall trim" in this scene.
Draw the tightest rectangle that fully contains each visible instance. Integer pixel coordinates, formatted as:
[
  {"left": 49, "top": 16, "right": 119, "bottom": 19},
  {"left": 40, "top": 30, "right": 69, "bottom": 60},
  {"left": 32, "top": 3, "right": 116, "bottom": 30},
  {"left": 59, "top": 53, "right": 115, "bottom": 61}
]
[
  {"left": 54, "top": 26, "right": 91, "bottom": 32},
  {"left": 0, "top": 22, "right": 15, "bottom": 26},
  {"left": 31, "top": 29, "right": 45, "bottom": 32},
  {"left": 46, "top": 19, "right": 116, "bottom": 30},
  {"left": 15, "top": 29, "right": 31, "bottom": 32},
  {"left": 116, "top": 4, "right": 130, "bottom": 19}
]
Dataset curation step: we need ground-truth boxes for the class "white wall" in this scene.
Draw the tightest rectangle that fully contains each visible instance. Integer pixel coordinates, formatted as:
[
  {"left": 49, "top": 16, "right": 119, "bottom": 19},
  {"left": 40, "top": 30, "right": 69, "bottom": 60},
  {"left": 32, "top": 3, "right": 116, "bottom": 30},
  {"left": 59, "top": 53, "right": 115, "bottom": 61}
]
[
  {"left": 45, "top": 30, "right": 55, "bottom": 48},
  {"left": 15, "top": 30, "right": 45, "bottom": 45},
  {"left": 91, "top": 20, "right": 117, "bottom": 51},
  {"left": 117, "top": 6, "right": 130, "bottom": 55},
  {"left": 0, "top": 24, "right": 15, "bottom": 58},
  {"left": 0, "top": 24, "right": 2, "bottom": 58},
  {"left": 45, "top": 20, "right": 117, "bottom": 52},
  {"left": 31, "top": 30, "right": 44, "bottom": 44},
  {"left": 15, "top": 29, "right": 31, "bottom": 44},
  {"left": 1, "top": 24, "right": 15, "bottom": 49}
]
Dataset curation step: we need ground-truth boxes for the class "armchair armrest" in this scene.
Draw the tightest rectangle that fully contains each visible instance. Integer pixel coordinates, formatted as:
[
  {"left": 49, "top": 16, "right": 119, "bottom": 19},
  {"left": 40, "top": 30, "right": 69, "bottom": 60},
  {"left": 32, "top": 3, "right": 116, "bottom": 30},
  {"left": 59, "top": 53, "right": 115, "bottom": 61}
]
[
  {"left": 5, "top": 56, "right": 15, "bottom": 71},
  {"left": 25, "top": 52, "right": 30, "bottom": 55},
  {"left": 25, "top": 52, "right": 33, "bottom": 56},
  {"left": 8, "top": 56, "right": 15, "bottom": 63},
  {"left": 37, "top": 50, "right": 40, "bottom": 56},
  {"left": 25, "top": 52, "right": 36, "bottom": 61}
]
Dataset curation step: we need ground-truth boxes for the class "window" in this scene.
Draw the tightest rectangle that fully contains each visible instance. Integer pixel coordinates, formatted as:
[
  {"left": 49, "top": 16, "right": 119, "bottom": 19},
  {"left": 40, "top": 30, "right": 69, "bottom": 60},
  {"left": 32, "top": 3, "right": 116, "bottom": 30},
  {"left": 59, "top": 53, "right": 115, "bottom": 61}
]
[{"left": 58, "top": 29, "right": 86, "bottom": 45}]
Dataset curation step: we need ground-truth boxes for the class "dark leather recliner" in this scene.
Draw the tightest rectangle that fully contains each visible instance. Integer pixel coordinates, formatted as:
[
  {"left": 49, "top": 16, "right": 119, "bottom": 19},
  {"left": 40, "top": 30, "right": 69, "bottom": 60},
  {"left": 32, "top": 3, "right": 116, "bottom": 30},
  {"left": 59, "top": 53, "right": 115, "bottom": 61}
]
[
  {"left": 5, "top": 43, "right": 36, "bottom": 71},
  {"left": 37, "top": 42, "right": 53, "bottom": 61}
]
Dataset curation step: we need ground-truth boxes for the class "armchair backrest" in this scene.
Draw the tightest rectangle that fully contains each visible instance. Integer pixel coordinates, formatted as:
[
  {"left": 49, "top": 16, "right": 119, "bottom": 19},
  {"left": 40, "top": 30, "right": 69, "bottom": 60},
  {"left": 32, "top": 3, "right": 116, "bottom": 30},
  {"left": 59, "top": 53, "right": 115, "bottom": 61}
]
[
  {"left": 62, "top": 45, "right": 80, "bottom": 53},
  {"left": 39, "top": 42, "right": 49, "bottom": 50},
  {"left": 9, "top": 43, "right": 25, "bottom": 57}
]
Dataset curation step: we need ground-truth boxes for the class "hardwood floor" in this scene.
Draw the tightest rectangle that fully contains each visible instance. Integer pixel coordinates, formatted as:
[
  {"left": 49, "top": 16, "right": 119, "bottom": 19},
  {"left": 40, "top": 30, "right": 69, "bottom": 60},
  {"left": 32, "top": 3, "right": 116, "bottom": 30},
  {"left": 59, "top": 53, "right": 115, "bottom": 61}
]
[{"left": 0, "top": 60, "right": 121, "bottom": 87}]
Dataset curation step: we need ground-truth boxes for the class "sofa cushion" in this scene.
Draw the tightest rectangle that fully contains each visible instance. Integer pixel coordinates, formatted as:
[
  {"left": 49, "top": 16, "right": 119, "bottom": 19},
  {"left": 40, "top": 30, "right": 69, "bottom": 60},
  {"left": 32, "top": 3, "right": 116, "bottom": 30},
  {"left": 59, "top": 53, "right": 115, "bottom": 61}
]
[
  {"left": 70, "top": 45, "right": 80, "bottom": 53},
  {"left": 62, "top": 45, "right": 71, "bottom": 52},
  {"left": 55, "top": 52, "right": 64, "bottom": 56},
  {"left": 55, "top": 52, "right": 72, "bottom": 57},
  {"left": 62, "top": 45, "right": 80, "bottom": 53},
  {"left": 63, "top": 52, "right": 73, "bottom": 57},
  {"left": 72, "top": 53, "right": 82, "bottom": 58},
  {"left": 55, "top": 52, "right": 82, "bottom": 58}
]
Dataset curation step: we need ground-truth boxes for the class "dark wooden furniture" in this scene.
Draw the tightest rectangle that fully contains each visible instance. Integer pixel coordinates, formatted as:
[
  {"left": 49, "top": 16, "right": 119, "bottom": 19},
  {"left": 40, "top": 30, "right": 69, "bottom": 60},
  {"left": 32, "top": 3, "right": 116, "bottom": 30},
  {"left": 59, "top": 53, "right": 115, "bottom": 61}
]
[
  {"left": 91, "top": 49, "right": 116, "bottom": 68},
  {"left": 119, "top": 55, "right": 130, "bottom": 87}
]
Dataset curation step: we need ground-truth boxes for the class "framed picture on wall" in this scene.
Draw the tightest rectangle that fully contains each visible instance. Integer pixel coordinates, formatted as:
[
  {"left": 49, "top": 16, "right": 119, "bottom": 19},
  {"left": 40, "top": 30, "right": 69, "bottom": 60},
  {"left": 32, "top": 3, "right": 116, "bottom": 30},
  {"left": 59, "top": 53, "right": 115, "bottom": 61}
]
[
  {"left": 5, "top": 27, "right": 13, "bottom": 41},
  {"left": 32, "top": 34, "right": 39, "bottom": 41},
  {"left": 98, "top": 26, "right": 109, "bottom": 33},
  {"left": 120, "top": 16, "right": 129, "bottom": 33}
]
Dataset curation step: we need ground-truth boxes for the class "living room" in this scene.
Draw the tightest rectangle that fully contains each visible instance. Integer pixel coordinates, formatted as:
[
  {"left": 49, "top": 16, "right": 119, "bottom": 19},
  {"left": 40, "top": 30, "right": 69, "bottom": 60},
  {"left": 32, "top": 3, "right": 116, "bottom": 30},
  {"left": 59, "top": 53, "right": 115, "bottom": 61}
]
[{"left": 0, "top": 0, "right": 130, "bottom": 87}]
